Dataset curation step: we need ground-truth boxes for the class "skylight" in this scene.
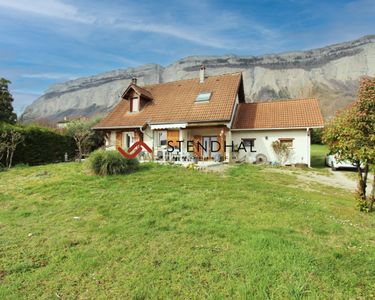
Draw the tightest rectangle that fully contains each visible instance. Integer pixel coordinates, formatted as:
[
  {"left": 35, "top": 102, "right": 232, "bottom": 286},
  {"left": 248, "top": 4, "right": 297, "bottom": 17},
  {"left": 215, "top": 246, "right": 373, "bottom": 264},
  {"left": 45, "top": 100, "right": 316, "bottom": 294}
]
[{"left": 196, "top": 92, "right": 212, "bottom": 102}]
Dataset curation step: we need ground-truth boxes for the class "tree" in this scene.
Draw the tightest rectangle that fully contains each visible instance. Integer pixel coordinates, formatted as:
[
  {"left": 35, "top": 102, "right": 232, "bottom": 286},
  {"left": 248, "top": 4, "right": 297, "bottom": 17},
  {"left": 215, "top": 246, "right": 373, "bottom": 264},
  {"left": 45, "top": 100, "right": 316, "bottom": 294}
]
[
  {"left": 272, "top": 140, "right": 292, "bottom": 165},
  {"left": 311, "top": 128, "right": 323, "bottom": 144},
  {"left": 323, "top": 76, "right": 375, "bottom": 211},
  {"left": 66, "top": 116, "right": 104, "bottom": 162},
  {"left": 0, "top": 78, "right": 17, "bottom": 124},
  {"left": 355, "top": 76, "right": 375, "bottom": 210},
  {"left": 0, "top": 128, "right": 24, "bottom": 168}
]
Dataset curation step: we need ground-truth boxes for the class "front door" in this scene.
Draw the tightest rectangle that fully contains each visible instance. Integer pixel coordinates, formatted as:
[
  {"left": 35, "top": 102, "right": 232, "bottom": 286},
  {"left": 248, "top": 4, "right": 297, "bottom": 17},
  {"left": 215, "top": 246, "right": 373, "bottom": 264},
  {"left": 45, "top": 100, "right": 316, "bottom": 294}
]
[
  {"left": 203, "top": 137, "right": 210, "bottom": 158},
  {"left": 202, "top": 136, "right": 219, "bottom": 159}
]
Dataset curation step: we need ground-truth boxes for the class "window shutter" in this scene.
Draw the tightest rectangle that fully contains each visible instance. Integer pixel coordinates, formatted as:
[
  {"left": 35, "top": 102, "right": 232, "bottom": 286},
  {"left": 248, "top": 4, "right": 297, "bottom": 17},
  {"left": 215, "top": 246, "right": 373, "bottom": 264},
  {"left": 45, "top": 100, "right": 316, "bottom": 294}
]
[{"left": 167, "top": 130, "right": 179, "bottom": 147}]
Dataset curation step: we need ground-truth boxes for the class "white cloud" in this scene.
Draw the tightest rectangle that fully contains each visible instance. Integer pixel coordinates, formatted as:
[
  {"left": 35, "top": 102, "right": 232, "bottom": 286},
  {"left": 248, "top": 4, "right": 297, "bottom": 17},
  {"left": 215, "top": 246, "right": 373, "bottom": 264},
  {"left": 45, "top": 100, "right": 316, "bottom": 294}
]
[
  {"left": 0, "top": 0, "right": 94, "bottom": 23},
  {"left": 22, "top": 72, "right": 78, "bottom": 80},
  {"left": 0, "top": 0, "right": 279, "bottom": 51}
]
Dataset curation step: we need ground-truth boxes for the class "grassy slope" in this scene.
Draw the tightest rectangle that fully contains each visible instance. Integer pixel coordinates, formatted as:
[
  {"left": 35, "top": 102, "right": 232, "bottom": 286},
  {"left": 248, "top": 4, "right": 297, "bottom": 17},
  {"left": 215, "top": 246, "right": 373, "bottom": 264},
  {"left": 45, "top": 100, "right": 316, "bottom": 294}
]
[{"left": 1, "top": 158, "right": 375, "bottom": 298}]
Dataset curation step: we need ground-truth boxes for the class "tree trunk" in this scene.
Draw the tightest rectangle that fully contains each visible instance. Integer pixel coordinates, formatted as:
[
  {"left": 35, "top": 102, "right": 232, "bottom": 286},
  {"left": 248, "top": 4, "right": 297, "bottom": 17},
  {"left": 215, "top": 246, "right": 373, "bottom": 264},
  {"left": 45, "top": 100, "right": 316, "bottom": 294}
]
[
  {"left": 8, "top": 150, "right": 14, "bottom": 168},
  {"left": 6, "top": 147, "right": 10, "bottom": 168},
  {"left": 369, "top": 173, "right": 375, "bottom": 212},
  {"left": 356, "top": 165, "right": 366, "bottom": 200},
  {"left": 77, "top": 142, "right": 82, "bottom": 163},
  {"left": 363, "top": 163, "right": 369, "bottom": 194}
]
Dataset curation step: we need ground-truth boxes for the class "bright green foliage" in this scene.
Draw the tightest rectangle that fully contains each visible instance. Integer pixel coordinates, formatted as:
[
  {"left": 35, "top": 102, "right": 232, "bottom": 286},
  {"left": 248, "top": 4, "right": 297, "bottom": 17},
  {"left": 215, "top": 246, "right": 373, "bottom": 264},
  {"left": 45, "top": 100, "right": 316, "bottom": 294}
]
[
  {"left": 0, "top": 163, "right": 374, "bottom": 298},
  {"left": 0, "top": 78, "right": 17, "bottom": 124},
  {"left": 88, "top": 150, "right": 139, "bottom": 175}
]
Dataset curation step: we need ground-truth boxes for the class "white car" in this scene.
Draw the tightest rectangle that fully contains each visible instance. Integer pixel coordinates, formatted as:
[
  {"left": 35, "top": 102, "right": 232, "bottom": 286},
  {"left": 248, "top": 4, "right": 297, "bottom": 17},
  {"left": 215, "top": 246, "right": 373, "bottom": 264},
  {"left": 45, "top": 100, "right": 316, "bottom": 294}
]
[{"left": 325, "top": 154, "right": 359, "bottom": 171}]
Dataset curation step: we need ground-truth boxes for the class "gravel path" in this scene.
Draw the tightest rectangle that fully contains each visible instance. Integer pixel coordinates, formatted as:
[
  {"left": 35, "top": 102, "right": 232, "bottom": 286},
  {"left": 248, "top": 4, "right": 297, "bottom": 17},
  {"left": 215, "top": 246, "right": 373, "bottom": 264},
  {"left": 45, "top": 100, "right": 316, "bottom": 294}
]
[{"left": 265, "top": 168, "right": 360, "bottom": 192}]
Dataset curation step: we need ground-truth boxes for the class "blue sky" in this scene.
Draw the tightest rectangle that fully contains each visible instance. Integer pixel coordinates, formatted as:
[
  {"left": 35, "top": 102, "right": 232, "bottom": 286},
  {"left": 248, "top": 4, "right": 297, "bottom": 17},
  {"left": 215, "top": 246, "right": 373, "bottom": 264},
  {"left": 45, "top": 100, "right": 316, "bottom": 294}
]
[{"left": 0, "top": 0, "right": 374, "bottom": 115}]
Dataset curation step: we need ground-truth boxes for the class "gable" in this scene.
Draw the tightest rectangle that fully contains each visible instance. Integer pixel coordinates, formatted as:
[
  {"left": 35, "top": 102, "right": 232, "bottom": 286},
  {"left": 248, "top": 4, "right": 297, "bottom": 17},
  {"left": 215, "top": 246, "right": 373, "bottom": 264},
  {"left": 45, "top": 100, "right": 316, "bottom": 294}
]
[{"left": 94, "top": 72, "right": 243, "bottom": 129}]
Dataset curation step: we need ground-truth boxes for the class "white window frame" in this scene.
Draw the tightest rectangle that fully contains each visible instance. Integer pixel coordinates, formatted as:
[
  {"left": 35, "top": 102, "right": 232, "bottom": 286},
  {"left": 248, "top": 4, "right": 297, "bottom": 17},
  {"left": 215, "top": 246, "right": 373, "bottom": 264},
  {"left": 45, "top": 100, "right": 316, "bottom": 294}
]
[
  {"left": 158, "top": 131, "right": 167, "bottom": 147},
  {"left": 122, "top": 132, "right": 134, "bottom": 149},
  {"left": 131, "top": 97, "right": 139, "bottom": 112}
]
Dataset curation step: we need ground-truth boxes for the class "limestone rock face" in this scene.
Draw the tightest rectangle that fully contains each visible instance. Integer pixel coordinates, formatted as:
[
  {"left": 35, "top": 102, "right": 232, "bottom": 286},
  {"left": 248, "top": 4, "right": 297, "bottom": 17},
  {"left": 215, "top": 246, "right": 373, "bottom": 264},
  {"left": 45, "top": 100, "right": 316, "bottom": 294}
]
[{"left": 21, "top": 35, "right": 375, "bottom": 122}]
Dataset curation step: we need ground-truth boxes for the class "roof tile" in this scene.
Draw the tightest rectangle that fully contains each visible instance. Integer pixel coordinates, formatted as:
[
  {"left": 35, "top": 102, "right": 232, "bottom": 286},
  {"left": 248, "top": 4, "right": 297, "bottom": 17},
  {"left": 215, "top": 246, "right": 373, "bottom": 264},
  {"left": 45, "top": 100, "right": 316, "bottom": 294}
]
[
  {"left": 94, "top": 73, "right": 242, "bottom": 128},
  {"left": 233, "top": 98, "right": 324, "bottom": 129}
]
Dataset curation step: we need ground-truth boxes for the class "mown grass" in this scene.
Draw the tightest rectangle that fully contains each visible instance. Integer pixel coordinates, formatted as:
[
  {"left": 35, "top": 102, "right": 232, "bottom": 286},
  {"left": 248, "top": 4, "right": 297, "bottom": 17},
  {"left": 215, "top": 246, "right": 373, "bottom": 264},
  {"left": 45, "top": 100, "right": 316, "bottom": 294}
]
[
  {"left": 310, "top": 144, "right": 328, "bottom": 169},
  {"left": 1, "top": 162, "right": 375, "bottom": 299}
]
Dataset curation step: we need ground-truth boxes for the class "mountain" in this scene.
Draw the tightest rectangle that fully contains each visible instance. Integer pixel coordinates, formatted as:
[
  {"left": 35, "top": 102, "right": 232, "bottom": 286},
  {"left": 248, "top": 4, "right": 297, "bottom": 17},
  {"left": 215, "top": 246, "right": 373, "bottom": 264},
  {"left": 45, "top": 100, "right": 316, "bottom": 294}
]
[{"left": 21, "top": 35, "right": 375, "bottom": 122}]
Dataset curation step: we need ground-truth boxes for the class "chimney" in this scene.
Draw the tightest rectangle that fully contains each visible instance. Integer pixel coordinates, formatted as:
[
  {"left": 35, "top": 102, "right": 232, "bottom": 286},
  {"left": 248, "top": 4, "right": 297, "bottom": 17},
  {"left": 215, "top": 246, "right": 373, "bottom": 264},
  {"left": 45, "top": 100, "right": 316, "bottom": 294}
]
[
  {"left": 199, "top": 65, "right": 206, "bottom": 83},
  {"left": 131, "top": 77, "right": 137, "bottom": 85}
]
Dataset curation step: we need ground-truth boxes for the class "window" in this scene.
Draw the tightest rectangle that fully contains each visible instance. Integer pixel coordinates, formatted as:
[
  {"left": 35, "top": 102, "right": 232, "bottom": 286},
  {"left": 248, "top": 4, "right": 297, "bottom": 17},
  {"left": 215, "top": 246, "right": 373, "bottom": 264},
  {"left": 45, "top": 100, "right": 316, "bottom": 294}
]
[
  {"left": 279, "top": 138, "right": 294, "bottom": 148},
  {"left": 130, "top": 97, "right": 139, "bottom": 112},
  {"left": 241, "top": 138, "right": 255, "bottom": 147},
  {"left": 195, "top": 92, "right": 212, "bottom": 102},
  {"left": 122, "top": 132, "right": 134, "bottom": 149},
  {"left": 158, "top": 131, "right": 167, "bottom": 146}
]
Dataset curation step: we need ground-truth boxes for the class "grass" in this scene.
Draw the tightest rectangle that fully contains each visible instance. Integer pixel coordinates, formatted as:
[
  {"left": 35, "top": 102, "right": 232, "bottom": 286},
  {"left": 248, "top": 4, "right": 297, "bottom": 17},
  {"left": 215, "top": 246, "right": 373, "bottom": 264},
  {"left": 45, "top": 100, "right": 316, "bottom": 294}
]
[
  {"left": 310, "top": 144, "right": 328, "bottom": 169},
  {"left": 1, "top": 161, "right": 375, "bottom": 299}
]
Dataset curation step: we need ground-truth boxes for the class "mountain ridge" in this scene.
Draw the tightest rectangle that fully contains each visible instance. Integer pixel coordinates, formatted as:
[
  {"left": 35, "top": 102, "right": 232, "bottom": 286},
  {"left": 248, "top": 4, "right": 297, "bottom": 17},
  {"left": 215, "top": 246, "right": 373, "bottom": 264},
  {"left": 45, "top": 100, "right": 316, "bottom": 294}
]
[{"left": 21, "top": 35, "right": 375, "bottom": 122}]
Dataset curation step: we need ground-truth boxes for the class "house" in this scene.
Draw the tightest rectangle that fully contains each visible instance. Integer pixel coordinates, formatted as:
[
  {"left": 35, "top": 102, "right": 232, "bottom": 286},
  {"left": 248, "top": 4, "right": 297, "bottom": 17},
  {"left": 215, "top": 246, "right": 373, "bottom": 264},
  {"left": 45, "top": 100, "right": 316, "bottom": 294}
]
[
  {"left": 93, "top": 66, "right": 324, "bottom": 166},
  {"left": 57, "top": 116, "right": 88, "bottom": 129}
]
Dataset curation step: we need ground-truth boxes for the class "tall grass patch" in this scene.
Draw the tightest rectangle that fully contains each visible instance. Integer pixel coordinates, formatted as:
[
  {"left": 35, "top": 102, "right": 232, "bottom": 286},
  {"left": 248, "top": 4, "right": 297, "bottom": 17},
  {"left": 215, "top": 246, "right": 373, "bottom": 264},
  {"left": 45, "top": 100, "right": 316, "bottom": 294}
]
[{"left": 88, "top": 149, "right": 139, "bottom": 176}]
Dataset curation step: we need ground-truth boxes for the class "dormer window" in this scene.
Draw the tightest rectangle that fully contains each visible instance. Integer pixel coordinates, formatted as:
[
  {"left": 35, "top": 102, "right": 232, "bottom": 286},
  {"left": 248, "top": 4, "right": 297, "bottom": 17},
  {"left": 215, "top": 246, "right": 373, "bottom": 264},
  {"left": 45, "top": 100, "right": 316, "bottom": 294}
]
[
  {"left": 196, "top": 92, "right": 212, "bottom": 102},
  {"left": 130, "top": 97, "right": 139, "bottom": 112}
]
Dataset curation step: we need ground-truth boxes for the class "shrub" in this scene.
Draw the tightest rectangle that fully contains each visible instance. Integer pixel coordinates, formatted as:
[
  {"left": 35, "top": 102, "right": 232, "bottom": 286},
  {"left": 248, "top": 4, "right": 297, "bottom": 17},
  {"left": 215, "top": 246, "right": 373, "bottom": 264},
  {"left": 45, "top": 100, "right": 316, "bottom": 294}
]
[
  {"left": 88, "top": 150, "right": 139, "bottom": 176},
  {"left": 311, "top": 128, "right": 323, "bottom": 144},
  {"left": 11, "top": 125, "right": 76, "bottom": 165},
  {"left": 271, "top": 140, "right": 292, "bottom": 165}
]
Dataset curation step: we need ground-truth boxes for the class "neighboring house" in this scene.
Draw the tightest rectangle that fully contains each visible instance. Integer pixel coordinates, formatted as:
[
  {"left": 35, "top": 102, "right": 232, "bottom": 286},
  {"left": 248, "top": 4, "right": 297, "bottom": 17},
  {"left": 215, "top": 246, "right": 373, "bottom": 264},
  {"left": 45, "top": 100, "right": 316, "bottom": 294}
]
[
  {"left": 93, "top": 67, "right": 324, "bottom": 166},
  {"left": 57, "top": 116, "right": 88, "bottom": 129}
]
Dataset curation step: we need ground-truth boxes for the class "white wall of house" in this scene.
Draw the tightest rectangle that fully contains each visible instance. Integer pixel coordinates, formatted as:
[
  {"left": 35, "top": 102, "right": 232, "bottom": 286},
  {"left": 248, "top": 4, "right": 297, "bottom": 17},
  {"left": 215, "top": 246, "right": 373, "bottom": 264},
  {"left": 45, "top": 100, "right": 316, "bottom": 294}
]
[
  {"left": 231, "top": 129, "right": 311, "bottom": 166},
  {"left": 143, "top": 127, "right": 154, "bottom": 149},
  {"left": 103, "top": 127, "right": 312, "bottom": 166}
]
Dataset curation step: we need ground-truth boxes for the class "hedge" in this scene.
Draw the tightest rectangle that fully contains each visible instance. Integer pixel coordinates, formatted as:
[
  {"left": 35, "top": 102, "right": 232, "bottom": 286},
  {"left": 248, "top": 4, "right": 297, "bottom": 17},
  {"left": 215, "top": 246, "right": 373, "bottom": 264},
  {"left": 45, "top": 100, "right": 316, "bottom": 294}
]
[{"left": 1, "top": 124, "right": 76, "bottom": 166}]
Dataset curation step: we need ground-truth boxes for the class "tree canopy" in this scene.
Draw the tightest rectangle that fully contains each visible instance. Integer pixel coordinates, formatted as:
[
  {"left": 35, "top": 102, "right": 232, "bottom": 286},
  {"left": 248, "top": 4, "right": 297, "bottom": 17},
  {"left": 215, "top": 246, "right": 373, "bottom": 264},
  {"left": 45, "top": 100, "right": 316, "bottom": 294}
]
[
  {"left": 323, "top": 76, "right": 375, "bottom": 211},
  {"left": 0, "top": 78, "right": 17, "bottom": 124}
]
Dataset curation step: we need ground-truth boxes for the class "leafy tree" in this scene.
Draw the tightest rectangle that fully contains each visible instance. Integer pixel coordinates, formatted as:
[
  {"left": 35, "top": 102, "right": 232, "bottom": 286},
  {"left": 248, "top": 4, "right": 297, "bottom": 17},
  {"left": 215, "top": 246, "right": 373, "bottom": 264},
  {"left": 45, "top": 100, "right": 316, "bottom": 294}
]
[
  {"left": 0, "top": 127, "right": 24, "bottom": 168},
  {"left": 311, "top": 128, "right": 323, "bottom": 144},
  {"left": 0, "top": 78, "right": 17, "bottom": 124},
  {"left": 323, "top": 76, "right": 375, "bottom": 211},
  {"left": 66, "top": 116, "right": 104, "bottom": 161}
]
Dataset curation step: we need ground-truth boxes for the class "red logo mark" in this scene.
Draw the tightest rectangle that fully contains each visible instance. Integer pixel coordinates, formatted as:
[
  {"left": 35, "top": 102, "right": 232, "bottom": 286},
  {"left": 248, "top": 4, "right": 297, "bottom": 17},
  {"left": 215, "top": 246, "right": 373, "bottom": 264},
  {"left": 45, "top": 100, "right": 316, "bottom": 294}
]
[{"left": 117, "top": 141, "right": 152, "bottom": 159}]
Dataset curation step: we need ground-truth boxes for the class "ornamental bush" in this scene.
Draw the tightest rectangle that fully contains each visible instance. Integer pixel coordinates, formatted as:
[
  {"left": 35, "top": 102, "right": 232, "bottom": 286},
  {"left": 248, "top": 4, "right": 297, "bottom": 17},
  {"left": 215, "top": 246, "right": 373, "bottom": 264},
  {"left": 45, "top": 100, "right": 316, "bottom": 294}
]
[{"left": 88, "top": 150, "right": 139, "bottom": 176}]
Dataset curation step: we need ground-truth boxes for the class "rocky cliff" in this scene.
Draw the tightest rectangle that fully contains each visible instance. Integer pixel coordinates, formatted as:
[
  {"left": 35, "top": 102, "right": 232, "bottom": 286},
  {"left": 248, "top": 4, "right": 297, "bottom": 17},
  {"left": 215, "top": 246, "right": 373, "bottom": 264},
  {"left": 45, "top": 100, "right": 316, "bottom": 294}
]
[{"left": 21, "top": 35, "right": 375, "bottom": 122}]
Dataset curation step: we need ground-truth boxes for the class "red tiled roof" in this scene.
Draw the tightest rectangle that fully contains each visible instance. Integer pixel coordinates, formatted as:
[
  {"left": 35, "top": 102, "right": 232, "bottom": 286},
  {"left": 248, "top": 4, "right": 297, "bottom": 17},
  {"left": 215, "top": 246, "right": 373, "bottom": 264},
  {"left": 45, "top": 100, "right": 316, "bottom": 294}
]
[
  {"left": 94, "top": 72, "right": 242, "bottom": 128},
  {"left": 123, "top": 84, "right": 153, "bottom": 100},
  {"left": 232, "top": 98, "right": 324, "bottom": 129}
]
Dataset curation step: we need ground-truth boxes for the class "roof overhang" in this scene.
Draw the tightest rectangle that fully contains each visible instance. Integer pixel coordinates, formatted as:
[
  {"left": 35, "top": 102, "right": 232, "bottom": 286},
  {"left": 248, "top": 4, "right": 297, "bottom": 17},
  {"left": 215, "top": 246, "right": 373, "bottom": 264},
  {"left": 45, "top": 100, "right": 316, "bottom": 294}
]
[
  {"left": 150, "top": 123, "right": 188, "bottom": 130},
  {"left": 231, "top": 125, "right": 324, "bottom": 131},
  {"left": 92, "top": 125, "right": 144, "bottom": 130}
]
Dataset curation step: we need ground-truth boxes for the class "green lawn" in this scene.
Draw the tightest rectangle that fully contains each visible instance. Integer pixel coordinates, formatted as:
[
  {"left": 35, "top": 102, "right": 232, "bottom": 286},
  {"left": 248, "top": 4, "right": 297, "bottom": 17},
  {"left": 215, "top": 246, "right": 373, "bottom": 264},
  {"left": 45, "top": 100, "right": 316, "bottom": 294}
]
[
  {"left": 1, "top": 162, "right": 375, "bottom": 299},
  {"left": 311, "top": 144, "right": 328, "bottom": 169}
]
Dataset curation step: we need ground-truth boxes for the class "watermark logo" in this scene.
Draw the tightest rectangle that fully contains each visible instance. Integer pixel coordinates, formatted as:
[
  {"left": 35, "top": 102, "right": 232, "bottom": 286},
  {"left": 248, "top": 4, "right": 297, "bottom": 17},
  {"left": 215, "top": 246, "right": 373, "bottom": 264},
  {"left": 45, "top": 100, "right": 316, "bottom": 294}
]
[
  {"left": 117, "top": 141, "right": 152, "bottom": 159},
  {"left": 117, "top": 140, "right": 256, "bottom": 159}
]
